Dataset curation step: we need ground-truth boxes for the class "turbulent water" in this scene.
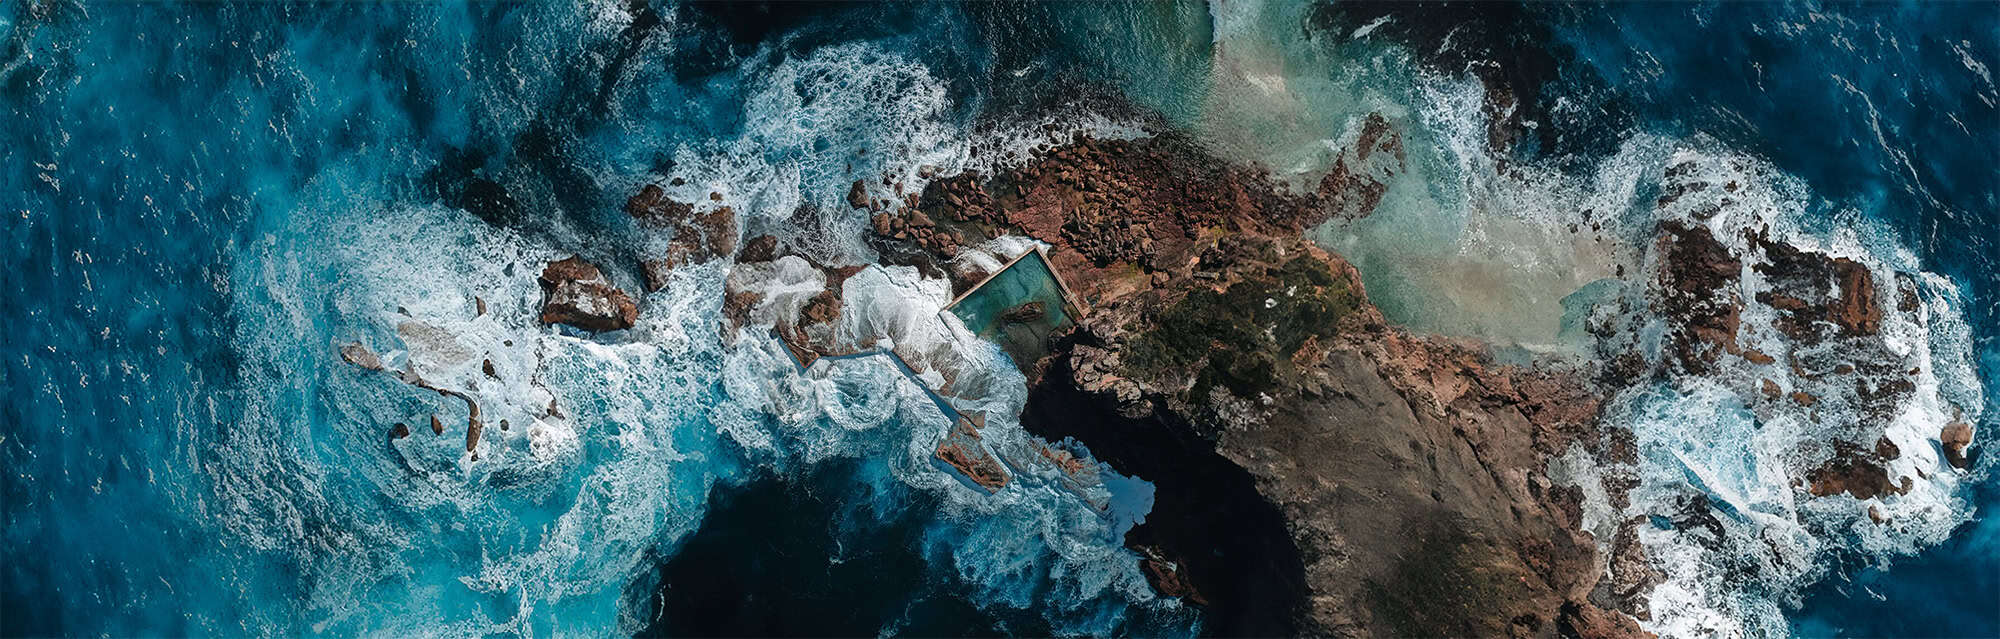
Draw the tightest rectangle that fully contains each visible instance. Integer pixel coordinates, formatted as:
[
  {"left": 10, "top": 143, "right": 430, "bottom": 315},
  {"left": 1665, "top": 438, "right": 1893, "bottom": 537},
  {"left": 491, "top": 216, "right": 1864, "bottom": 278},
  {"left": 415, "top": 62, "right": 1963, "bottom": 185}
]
[{"left": 3, "top": 1, "right": 1994, "bottom": 637}]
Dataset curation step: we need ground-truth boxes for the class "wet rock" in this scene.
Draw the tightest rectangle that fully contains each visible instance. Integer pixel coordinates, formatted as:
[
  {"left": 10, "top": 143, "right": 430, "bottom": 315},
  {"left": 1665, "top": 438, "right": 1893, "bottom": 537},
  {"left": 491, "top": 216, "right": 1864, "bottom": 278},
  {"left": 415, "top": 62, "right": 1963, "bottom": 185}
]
[
  {"left": 1137, "top": 547, "right": 1207, "bottom": 605},
  {"left": 739, "top": 234, "right": 780, "bottom": 263},
  {"left": 1749, "top": 229, "right": 1885, "bottom": 342},
  {"left": 1806, "top": 440, "right": 1909, "bottom": 499},
  {"left": 1942, "top": 420, "right": 1974, "bottom": 469},
  {"left": 430, "top": 414, "right": 445, "bottom": 435},
  {"left": 625, "top": 183, "right": 694, "bottom": 228},
  {"left": 801, "top": 289, "right": 842, "bottom": 326},
  {"left": 390, "top": 422, "right": 410, "bottom": 440},
  {"left": 339, "top": 342, "right": 389, "bottom": 372},
  {"left": 537, "top": 256, "right": 638, "bottom": 332},
  {"left": 1000, "top": 301, "right": 1045, "bottom": 324},
  {"left": 1652, "top": 222, "right": 1741, "bottom": 373},
  {"left": 1558, "top": 600, "right": 1657, "bottom": 639},
  {"left": 1313, "top": 112, "right": 1406, "bottom": 223},
  {"left": 466, "top": 418, "right": 483, "bottom": 454},
  {"left": 933, "top": 417, "right": 1008, "bottom": 491},
  {"left": 846, "top": 179, "right": 870, "bottom": 209},
  {"left": 693, "top": 206, "right": 738, "bottom": 257}
]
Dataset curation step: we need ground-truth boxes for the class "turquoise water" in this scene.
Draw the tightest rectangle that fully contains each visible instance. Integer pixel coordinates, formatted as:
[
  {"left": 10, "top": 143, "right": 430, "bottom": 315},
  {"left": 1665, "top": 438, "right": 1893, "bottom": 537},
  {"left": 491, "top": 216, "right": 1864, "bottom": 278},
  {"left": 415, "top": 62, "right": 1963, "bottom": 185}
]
[
  {"left": 4, "top": 0, "right": 1995, "bottom": 636},
  {"left": 948, "top": 250, "right": 1074, "bottom": 337}
]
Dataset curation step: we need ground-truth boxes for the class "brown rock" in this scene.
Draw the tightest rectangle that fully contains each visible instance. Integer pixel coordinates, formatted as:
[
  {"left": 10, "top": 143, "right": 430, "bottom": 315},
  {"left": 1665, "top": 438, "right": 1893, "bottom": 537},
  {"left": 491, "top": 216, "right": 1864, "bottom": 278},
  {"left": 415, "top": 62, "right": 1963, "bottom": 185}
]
[
  {"left": 740, "top": 234, "right": 780, "bottom": 263},
  {"left": 1831, "top": 259, "right": 1883, "bottom": 336},
  {"left": 429, "top": 414, "right": 445, "bottom": 435},
  {"left": 538, "top": 256, "right": 638, "bottom": 332},
  {"left": 1941, "top": 421, "right": 1974, "bottom": 469},
  {"left": 482, "top": 359, "right": 497, "bottom": 379},
  {"left": 390, "top": 422, "right": 410, "bottom": 439},
  {"left": 1653, "top": 222, "right": 1742, "bottom": 373},
  {"left": 466, "top": 418, "right": 483, "bottom": 453},
  {"left": 1558, "top": 600, "right": 1655, "bottom": 639},
  {"left": 847, "top": 179, "right": 870, "bottom": 209},
  {"left": 802, "top": 289, "right": 842, "bottom": 326},
  {"left": 1137, "top": 548, "right": 1208, "bottom": 605},
  {"left": 692, "top": 206, "right": 737, "bottom": 257},
  {"left": 625, "top": 184, "right": 694, "bottom": 227},
  {"left": 934, "top": 417, "right": 1008, "bottom": 491},
  {"left": 1806, "top": 440, "right": 1908, "bottom": 499}
]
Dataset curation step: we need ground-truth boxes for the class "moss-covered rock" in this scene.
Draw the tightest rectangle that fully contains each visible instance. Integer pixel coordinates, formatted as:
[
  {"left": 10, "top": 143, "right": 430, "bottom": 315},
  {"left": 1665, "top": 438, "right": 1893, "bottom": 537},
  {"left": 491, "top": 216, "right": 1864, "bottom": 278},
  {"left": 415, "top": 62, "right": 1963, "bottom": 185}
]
[{"left": 1126, "top": 256, "right": 1361, "bottom": 403}]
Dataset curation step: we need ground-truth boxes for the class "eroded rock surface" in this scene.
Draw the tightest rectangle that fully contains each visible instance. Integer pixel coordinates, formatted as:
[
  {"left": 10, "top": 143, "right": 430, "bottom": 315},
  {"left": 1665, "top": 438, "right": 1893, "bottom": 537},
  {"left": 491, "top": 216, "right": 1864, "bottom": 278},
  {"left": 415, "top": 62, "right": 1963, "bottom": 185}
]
[
  {"left": 892, "top": 130, "right": 1623, "bottom": 637},
  {"left": 537, "top": 255, "right": 638, "bottom": 332}
]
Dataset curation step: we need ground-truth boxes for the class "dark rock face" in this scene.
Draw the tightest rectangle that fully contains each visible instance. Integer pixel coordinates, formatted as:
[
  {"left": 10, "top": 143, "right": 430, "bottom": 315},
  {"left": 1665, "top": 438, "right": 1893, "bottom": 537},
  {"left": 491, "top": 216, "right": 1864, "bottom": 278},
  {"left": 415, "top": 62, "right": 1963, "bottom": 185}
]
[
  {"left": 625, "top": 184, "right": 739, "bottom": 291},
  {"left": 1216, "top": 339, "right": 1607, "bottom": 637},
  {"left": 1748, "top": 227, "right": 1885, "bottom": 343},
  {"left": 1653, "top": 222, "right": 1742, "bottom": 374},
  {"left": 739, "top": 234, "right": 779, "bottom": 263},
  {"left": 537, "top": 256, "right": 638, "bottom": 332}
]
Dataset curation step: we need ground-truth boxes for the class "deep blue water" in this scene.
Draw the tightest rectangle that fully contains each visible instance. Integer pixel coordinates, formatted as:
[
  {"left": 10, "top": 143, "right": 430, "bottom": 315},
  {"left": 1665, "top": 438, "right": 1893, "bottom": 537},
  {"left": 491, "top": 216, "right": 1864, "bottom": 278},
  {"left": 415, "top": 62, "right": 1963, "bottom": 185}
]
[{"left": 3, "top": 1, "right": 1996, "bottom": 637}]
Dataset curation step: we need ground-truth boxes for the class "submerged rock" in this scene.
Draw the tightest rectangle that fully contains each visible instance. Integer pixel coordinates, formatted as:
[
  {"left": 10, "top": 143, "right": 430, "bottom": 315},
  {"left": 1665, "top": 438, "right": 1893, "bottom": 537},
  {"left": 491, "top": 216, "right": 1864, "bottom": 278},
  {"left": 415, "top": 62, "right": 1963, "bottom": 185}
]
[{"left": 933, "top": 417, "right": 1008, "bottom": 491}]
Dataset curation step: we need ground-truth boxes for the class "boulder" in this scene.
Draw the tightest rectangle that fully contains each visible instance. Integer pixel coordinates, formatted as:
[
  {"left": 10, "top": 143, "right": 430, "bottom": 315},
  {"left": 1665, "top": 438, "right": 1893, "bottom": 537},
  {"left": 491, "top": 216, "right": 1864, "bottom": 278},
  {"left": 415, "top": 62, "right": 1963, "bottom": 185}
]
[
  {"left": 1000, "top": 301, "right": 1046, "bottom": 324},
  {"left": 847, "top": 179, "right": 870, "bottom": 209},
  {"left": 1942, "top": 421, "right": 1974, "bottom": 469},
  {"left": 933, "top": 417, "right": 1009, "bottom": 491},
  {"left": 625, "top": 183, "right": 694, "bottom": 227},
  {"left": 538, "top": 256, "right": 638, "bottom": 332}
]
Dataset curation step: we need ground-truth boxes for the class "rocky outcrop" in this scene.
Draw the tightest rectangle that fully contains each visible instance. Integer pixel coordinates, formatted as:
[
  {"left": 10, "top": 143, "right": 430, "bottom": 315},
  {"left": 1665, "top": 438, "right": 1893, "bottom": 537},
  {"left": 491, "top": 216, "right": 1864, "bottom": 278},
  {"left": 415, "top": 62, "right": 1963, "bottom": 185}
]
[
  {"left": 1805, "top": 438, "right": 1912, "bottom": 500},
  {"left": 1747, "top": 227, "right": 1885, "bottom": 343},
  {"left": 1314, "top": 112, "right": 1406, "bottom": 222},
  {"left": 1653, "top": 222, "right": 1742, "bottom": 374},
  {"left": 933, "top": 416, "right": 1009, "bottom": 492},
  {"left": 1942, "top": 419, "right": 1974, "bottom": 469},
  {"left": 538, "top": 256, "right": 638, "bottom": 332},
  {"left": 626, "top": 184, "right": 739, "bottom": 291},
  {"left": 738, "top": 234, "right": 779, "bottom": 263},
  {"left": 1135, "top": 546, "right": 1207, "bottom": 605},
  {"left": 897, "top": 134, "right": 1621, "bottom": 636}
]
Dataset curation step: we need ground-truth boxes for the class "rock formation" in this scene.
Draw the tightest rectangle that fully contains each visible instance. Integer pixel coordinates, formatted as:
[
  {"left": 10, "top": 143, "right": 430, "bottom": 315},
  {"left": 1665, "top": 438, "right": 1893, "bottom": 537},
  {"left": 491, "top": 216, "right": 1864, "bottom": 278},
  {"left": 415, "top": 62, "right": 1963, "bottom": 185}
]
[
  {"left": 537, "top": 255, "right": 638, "bottom": 332},
  {"left": 877, "top": 129, "right": 1638, "bottom": 637}
]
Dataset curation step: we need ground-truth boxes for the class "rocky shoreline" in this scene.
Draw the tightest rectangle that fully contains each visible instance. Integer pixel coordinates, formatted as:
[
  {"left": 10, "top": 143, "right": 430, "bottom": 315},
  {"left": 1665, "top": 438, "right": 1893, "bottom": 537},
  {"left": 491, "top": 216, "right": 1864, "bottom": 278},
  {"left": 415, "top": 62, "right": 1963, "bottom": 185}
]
[
  {"left": 350, "top": 106, "right": 1978, "bottom": 637},
  {"left": 839, "top": 129, "right": 1642, "bottom": 637},
  {"left": 845, "top": 122, "right": 1976, "bottom": 635}
]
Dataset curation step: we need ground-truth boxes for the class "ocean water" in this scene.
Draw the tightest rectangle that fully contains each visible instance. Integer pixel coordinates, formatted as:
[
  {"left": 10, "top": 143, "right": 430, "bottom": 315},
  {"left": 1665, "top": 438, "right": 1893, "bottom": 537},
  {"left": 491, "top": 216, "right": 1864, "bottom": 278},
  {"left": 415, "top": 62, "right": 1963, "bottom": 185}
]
[{"left": 3, "top": 1, "right": 1995, "bottom": 637}]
